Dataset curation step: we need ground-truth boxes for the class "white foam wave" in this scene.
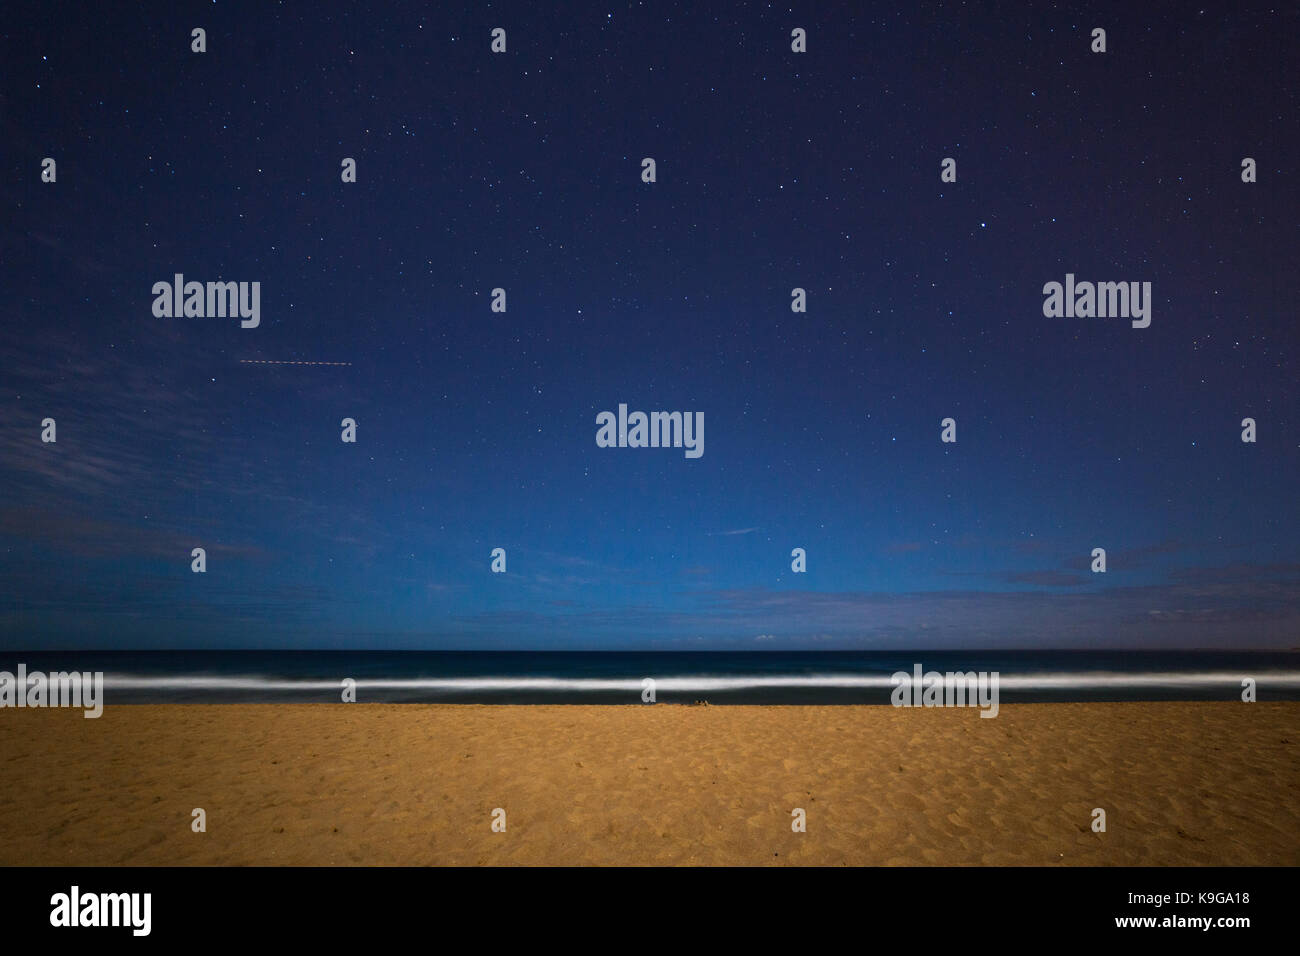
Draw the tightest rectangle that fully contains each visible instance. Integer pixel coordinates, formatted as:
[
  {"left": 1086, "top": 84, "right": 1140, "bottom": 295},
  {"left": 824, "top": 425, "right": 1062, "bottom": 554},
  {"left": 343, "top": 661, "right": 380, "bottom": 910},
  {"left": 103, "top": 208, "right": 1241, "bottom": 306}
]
[{"left": 98, "top": 669, "right": 1300, "bottom": 694}]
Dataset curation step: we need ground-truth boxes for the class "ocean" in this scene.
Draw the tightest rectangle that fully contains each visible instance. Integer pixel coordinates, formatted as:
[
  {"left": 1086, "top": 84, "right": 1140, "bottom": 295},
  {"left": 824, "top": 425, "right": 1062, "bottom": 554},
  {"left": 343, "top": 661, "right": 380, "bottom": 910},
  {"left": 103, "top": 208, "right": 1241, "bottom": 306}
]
[{"left": 3, "top": 650, "right": 1299, "bottom": 704}]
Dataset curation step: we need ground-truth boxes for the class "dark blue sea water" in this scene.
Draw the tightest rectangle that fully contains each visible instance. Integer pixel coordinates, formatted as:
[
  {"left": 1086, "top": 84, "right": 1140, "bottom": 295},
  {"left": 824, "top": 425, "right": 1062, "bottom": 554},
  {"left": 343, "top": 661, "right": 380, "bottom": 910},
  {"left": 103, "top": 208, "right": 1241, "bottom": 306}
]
[{"left": 2, "top": 650, "right": 1299, "bottom": 704}]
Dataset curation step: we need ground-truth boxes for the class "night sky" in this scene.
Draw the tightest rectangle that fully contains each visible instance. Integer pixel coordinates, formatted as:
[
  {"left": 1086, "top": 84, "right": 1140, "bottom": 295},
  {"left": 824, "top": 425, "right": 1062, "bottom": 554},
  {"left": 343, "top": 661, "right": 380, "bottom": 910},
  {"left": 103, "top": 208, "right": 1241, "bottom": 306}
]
[{"left": 2, "top": 2, "right": 1297, "bottom": 650}]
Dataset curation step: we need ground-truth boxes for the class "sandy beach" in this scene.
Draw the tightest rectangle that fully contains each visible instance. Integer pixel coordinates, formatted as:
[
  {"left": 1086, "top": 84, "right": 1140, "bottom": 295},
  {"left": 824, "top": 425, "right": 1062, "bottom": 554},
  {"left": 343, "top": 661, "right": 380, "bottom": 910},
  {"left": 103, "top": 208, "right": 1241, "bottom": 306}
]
[{"left": 1, "top": 702, "right": 1296, "bottom": 866}]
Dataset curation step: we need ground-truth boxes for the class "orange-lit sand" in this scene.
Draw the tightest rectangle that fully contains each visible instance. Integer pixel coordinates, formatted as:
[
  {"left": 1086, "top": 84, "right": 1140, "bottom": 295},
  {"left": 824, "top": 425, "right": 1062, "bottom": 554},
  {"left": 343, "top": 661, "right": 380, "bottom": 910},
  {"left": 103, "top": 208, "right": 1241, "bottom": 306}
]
[{"left": 1, "top": 702, "right": 1296, "bottom": 865}]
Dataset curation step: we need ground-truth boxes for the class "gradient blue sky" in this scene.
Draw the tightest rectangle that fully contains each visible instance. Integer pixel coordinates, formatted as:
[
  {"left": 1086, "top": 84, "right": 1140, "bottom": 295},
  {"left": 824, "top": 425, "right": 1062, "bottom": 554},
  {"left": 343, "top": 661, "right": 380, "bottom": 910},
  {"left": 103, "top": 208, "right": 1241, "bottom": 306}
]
[{"left": 2, "top": 1, "right": 1297, "bottom": 649}]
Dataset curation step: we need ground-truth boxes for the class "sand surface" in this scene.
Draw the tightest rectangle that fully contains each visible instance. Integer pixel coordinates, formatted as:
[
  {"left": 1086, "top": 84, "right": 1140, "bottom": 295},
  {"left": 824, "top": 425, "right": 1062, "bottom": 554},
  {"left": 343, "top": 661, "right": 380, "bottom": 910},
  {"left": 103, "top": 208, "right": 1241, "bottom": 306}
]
[{"left": 1, "top": 702, "right": 1296, "bottom": 865}]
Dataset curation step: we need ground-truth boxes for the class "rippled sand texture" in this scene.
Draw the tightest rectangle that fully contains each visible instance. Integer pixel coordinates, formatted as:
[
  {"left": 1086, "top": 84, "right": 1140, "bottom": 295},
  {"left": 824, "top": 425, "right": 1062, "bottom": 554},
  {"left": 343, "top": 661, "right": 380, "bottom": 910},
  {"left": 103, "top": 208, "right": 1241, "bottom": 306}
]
[{"left": 1, "top": 702, "right": 1296, "bottom": 865}]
